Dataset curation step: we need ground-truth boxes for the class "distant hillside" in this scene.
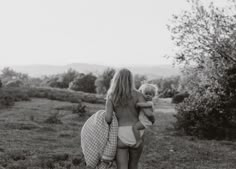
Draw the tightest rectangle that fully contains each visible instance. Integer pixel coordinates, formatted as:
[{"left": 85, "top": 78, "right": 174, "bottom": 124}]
[{"left": 1, "top": 63, "right": 180, "bottom": 79}]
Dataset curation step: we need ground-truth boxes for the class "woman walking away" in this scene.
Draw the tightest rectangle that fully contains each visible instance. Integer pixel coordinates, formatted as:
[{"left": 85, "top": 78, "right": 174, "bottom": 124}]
[{"left": 105, "top": 68, "right": 155, "bottom": 169}]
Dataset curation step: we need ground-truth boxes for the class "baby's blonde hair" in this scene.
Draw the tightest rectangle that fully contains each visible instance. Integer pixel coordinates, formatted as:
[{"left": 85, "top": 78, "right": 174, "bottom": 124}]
[
  {"left": 139, "top": 83, "right": 158, "bottom": 96},
  {"left": 107, "top": 68, "right": 135, "bottom": 106}
]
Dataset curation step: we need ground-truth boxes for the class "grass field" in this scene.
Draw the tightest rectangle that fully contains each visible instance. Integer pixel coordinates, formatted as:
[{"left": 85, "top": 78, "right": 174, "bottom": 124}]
[{"left": 0, "top": 98, "right": 235, "bottom": 169}]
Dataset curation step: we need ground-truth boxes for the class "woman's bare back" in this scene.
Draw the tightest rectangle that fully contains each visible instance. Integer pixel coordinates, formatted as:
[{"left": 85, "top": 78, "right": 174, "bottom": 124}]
[{"left": 113, "top": 90, "right": 144, "bottom": 126}]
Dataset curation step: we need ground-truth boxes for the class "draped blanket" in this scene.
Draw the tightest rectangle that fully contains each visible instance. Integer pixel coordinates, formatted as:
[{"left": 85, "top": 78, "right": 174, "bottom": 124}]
[{"left": 81, "top": 110, "right": 118, "bottom": 169}]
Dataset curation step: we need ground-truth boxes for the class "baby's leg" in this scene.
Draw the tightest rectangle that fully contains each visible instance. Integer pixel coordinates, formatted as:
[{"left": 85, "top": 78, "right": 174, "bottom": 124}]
[{"left": 132, "top": 122, "right": 145, "bottom": 148}]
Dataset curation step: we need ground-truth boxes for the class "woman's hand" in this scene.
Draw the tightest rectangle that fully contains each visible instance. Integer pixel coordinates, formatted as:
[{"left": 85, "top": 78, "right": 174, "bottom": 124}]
[
  {"left": 132, "top": 139, "right": 143, "bottom": 149},
  {"left": 105, "top": 97, "right": 113, "bottom": 124}
]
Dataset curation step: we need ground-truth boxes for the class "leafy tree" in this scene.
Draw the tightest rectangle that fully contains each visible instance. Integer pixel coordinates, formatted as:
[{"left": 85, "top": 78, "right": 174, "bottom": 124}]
[
  {"left": 95, "top": 68, "right": 115, "bottom": 94},
  {"left": 61, "top": 68, "right": 79, "bottom": 88},
  {"left": 168, "top": 0, "right": 236, "bottom": 139},
  {"left": 46, "top": 75, "right": 64, "bottom": 88},
  {"left": 0, "top": 67, "right": 29, "bottom": 86},
  {"left": 134, "top": 74, "right": 147, "bottom": 89},
  {"left": 27, "top": 77, "right": 43, "bottom": 87},
  {"left": 44, "top": 69, "right": 79, "bottom": 88},
  {"left": 149, "top": 76, "right": 180, "bottom": 97},
  {"left": 69, "top": 73, "right": 97, "bottom": 93}
]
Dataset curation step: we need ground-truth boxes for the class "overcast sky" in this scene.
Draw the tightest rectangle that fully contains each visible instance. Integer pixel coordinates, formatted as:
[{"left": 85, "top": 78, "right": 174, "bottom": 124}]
[{"left": 0, "top": 0, "right": 228, "bottom": 67}]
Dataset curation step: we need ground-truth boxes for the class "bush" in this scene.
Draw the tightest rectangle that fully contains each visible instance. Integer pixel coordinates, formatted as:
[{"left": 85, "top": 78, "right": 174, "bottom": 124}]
[
  {"left": 0, "top": 67, "right": 29, "bottom": 86},
  {"left": 72, "top": 102, "right": 87, "bottom": 116},
  {"left": 44, "top": 69, "right": 79, "bottom": 89},
  {"left": 172, "top": 92, "right": 189, "bottom": 104},
  {"left": 61, "top": 68, "right": 79, "bottom": 88},
  {"left": 5, "top": 79, "right": 24, "bottom": 87},
  {"left": 0, "top": 88, "right": 30, "bottom": 102},
  {"left": 159, "top": 88, "right": 178, "bottom": 98},
  {"left": 149, "top": 76, "right": 180, "bottom": 98},
  {"left": 46, "top": 76, "right": 64, "bottom": 88},
  {"left": 95, "top": 68, "right": 115, "bottom": 94},
  {"left": 0, "top": 88, "right": 31, "bottom": 108},
  {"left": 44, "top": 112, "right": 62, "bottom": 124},
  {"left": 0, "top": 95, "right": 15, "bottom": 107},
  {"left": 69, "top": 73, "right": 97, "bottom": 93},
  {"left": 134, "top": 74, "right": 147, "bottom": 89},
  {"left": 174, "top": 91, "right": 236, "bottom": 140}
]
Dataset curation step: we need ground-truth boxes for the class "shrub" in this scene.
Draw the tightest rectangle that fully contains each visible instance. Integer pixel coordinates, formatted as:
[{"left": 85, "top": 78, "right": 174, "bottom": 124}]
[
  {"left": 95, "top": 68, "right": 115, "bottom": 94},
  {"left": 1, "top": 67, "right": 29, "bottom": 86},
  {"left": 149, "top": 76, "right": 180, "bottom": 98},
  {"left": 159, "top": 88, "right": 178, "bottom": 98},
  {"left": 172, "top": 92, "right": 189, "bottom": 104},
  {"left": 134, "top": 74, "right": 147, "bottom": 89},
  {"left": 46, "top": 76, "right": 64, "bottom": 88},
  {"left": 44, "top": 69, "right": 79, "bottom": 89},
  {"left": 72, "top": 102, "right": 87, "bottom": 116},
  {"left": 61, "top": 68, "right": 79, "bottom": 88},
  {"left": 44, "top": 112, "right": 62, "bottom": 124},
  {"left": 69, "top": 73, "right": 97, "bottom": 93},
  {"left": 5, "top": 79, "right": 24, "bottom": 87},
  {"left": 0, "top": 95, "right": 15, "bottom": 107},
  {"left": 174, "top": 90, "right": 236, "bottom": 140},
  {"left": 0, "top": 88, "right": 30, "bottom": 102}
]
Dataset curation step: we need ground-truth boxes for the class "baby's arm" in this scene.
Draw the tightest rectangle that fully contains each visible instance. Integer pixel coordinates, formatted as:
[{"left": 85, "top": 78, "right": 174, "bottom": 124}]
[
  {"left": 136, "top": 101, "right": 153, "bottom": 108},
  {"left": 136, "top": 101, "right": 154, "bottom": 115}
]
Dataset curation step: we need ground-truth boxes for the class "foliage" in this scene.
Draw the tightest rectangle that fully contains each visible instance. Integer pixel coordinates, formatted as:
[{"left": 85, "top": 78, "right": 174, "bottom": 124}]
[
  {"left": 175, "top": 90, "right": 236, "bottom": 139},
  {"left": 95, "top": 68, "right": 115, "bottom": 94},
  {"left": 72, "top": 102, "right": 87, "bottom": 116},
  {"left": 5, "top": 79, "right": 24, "bottom": 87},
  {"left": 45, "top": 69, "right": 79, "bottom": 88},
  {"left": 169, "top": 0, "right": 236, "bottom": 139},
  {"left": 46, "top": 75, "right": 65, "bottom": 88},
  {"left": 0, "top": 79, "right": 2, "bottom": 88},
  {"left": 0, "top": 67, "right": 29, "bottom": 86},
  {"left": 149, "top": 76, "right": 180, "bottom": 97},
  {"left": 172, "top": 92, "right": 189, "bottom": 104},
  {"left": 69, "top": 73, "right": 97, "bottom": 93},
  {"left": 0, "top": 88, "right": 30, "bottom": 108},
  {"left": 61, "top": 68, "right": 79, "bottom": 88},
  {"left": 0, "top": 95, "right": 15, "bottom": 108},
  {"left": 0, "top": 67, "right": 44, "bottom": 87},
  {"left": 134, "top": 74, "right": 147, "bottom": 89},
  {"left": 27, "top": 77, "right": 43, "bottom": 87},
  {"left": 44, "top": 112, "right": 62, "bottom": 124}
]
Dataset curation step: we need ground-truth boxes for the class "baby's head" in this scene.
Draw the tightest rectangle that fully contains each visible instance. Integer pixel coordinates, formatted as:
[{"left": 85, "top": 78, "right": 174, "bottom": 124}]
[{"left": 139, "top": 83, "right": 158, "bottom": 98}]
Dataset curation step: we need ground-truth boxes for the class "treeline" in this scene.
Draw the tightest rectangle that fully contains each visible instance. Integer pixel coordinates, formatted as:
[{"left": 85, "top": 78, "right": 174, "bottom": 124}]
[
  {"left": 0, "top": 67, "right": 184, "bottom": 98},
  {"left": 0, "top": 67, "right": 110, "bottom": 94}
]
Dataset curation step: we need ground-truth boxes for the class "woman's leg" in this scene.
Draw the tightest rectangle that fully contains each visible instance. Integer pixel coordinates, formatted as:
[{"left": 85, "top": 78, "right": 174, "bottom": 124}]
[
  {"left": 116, "top": 138, "right": 129, "bottom": 169},
  {"left": 128, "top": 141, "right": 144, "bottom": 169}
]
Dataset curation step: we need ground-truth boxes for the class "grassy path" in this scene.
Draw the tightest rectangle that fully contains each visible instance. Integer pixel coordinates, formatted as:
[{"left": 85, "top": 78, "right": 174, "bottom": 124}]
[{"left": 139, "top": 98, "right": 236, "bottom": 169}]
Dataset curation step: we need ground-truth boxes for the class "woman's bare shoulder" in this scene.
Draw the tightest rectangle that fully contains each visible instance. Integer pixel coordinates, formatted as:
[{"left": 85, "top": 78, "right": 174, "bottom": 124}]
[{"left": 132, "top": 89, "right": 144, "bottom": 99}]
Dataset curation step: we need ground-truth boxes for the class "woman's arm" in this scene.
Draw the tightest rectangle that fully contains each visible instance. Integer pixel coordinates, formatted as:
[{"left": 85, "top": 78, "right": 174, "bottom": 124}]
[{"left": 105, "top": 97, "right": 113, "bottom": 124}]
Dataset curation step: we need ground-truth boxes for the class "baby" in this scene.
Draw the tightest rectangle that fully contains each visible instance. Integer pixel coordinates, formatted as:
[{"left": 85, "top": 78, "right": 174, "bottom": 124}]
[{"left": 132, "top": 83, "right": 158, "bottom": 148}]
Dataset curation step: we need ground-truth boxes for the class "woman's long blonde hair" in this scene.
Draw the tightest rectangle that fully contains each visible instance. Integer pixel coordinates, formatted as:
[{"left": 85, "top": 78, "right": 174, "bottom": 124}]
[{"left": 107, "top": 68, "right": 135, "bottom": 106}]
